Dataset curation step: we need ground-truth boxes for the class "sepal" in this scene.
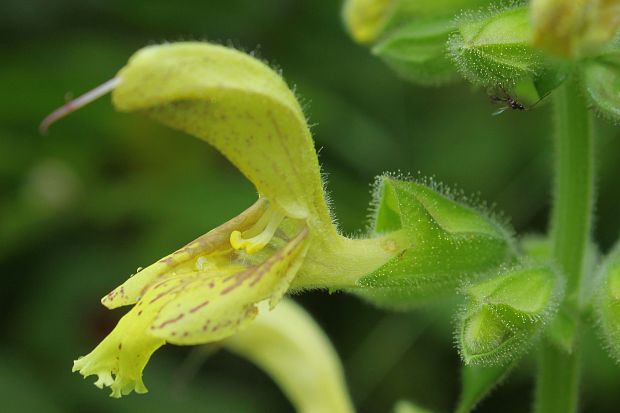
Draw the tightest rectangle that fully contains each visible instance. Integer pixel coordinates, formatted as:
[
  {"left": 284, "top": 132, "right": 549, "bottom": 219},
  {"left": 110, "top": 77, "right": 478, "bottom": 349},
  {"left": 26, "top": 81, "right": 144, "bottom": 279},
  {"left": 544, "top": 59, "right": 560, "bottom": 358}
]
[
  {"left": 342, "top": 0, "right": 500, "bottom": 44},
  {"left": 448, "top": 6, "right": 544, "bottom": 87},
  {"left": 455, "top": 362, "right": 516, "bottom": 413},
  {"left": 372, "top": 18, "right": 458, "bottom": 85},
  {"left": 594, "top": 241, "right": 620, "bottom": 362},
  {"left": 583, "top": 50, "right": 620, "bottom": 122},
  {"left": 457, "top": 265, "right": 563, "bottom": 365},
  {"left": 353, "top": 176, "right": 515, "bottom": 309}
]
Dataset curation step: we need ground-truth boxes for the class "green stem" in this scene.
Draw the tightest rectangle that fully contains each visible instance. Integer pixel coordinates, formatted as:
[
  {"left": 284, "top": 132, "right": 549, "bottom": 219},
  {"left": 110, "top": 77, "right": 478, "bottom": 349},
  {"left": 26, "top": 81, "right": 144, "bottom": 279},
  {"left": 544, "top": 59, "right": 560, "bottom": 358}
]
[
  {"left": 534, "top": 75, "right": 594, "bottom": 413},
  {"left": 549, "top": 77, "right": 594, "bottom": 298},
  {"left": 536, "top": 342, "right": 580, "bottom": 413}
]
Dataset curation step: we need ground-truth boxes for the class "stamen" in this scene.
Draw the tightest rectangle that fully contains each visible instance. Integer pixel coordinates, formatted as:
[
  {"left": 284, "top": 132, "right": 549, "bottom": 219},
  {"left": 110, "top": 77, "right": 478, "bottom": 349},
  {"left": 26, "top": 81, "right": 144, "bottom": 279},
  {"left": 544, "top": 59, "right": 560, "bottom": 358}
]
[
  {"left": 230, "top": 208, "right": 285, "bottom": 254},
  {"left": 39, "top": 77, "right": 121, "bottom": 134}
]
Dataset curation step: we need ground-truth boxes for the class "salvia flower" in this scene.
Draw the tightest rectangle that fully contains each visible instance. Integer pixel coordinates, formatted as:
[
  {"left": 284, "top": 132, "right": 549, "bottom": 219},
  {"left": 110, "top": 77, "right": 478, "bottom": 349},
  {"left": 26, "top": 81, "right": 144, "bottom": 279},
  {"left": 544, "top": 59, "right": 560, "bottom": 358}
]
[
  {"left": 42, "top": 42, "right": 407, "bottom": 397},
  {"left": 42, "top": 42, "right": 516, "bottom": 398}
]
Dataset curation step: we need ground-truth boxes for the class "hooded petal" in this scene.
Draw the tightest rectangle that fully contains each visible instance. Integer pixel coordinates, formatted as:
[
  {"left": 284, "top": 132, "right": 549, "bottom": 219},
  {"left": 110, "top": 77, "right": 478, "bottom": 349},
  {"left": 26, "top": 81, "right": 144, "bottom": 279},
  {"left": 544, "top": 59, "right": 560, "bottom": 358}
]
[{"left": 111, "top": 42, "right": 334, "bottom": 235}]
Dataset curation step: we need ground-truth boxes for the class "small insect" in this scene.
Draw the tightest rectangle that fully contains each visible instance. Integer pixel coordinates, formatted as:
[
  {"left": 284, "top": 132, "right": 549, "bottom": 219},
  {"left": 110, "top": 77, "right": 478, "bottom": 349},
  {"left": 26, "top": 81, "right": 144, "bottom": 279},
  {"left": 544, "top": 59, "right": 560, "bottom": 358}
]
[
  {"left": 488, "top": 85, "right": 547, "bottom": 116},
  {"left": 489, "top": 94, "right": 525, "bottom": 114}
]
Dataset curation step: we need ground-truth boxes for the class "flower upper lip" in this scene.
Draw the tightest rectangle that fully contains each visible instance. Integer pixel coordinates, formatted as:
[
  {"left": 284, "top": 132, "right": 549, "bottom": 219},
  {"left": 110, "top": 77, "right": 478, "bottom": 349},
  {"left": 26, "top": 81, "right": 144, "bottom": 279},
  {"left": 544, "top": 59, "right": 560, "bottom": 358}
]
[{"left": 112, "top": 43, "right": 335, "bottom": 235}]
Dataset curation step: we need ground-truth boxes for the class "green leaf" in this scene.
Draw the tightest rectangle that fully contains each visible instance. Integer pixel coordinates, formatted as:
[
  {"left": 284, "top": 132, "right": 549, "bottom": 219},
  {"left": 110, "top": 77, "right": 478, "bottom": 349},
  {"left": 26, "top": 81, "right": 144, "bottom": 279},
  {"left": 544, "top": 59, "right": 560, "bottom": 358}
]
[
  {"left": 458, "top": 265, "right": 563, "bottom": 366},
  {"left": 354, "top": 176, "right": 515, "bottom": 308},
  {"left": 454, "top": 362, "right": 516, "bottom": 413},
  {"left": 372, "top": 18, "right": 458, "bottom": 85}
]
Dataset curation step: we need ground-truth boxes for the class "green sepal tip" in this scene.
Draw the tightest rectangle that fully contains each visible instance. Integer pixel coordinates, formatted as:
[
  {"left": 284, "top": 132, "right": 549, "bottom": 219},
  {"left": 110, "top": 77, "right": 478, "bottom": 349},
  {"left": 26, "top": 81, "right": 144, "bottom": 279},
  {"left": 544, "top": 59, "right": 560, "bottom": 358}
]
[
  {"left": 458, "top": 264, "right": 563, "bottom": 366},
  {"left": 352, "top": 176, "right": 515, "bottom": 309}
]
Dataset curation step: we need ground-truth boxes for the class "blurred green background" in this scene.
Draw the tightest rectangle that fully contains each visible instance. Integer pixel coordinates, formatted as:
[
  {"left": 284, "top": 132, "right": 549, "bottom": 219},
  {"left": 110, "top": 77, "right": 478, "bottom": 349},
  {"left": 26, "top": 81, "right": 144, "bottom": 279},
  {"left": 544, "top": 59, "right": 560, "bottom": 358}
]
[{"left": 2, "top": 1, "right": 620, "bottom": 412}]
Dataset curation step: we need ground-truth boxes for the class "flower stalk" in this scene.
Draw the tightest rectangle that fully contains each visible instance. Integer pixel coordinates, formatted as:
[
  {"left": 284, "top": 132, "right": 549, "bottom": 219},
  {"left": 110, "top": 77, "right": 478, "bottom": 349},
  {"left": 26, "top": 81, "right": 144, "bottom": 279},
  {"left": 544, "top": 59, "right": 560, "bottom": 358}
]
[{"left": 535, "top": 73, "right": 594, "bottom": 413}]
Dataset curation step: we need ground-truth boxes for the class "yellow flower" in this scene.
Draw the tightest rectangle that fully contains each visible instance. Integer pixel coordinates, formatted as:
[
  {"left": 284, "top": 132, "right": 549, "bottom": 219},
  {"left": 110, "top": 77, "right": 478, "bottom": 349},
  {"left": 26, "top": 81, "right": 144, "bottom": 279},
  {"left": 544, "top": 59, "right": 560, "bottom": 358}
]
[
  {"left": 531, "top": 0, "right": 620, "bottom": 57},
  {"left": 47, "top": 42, "right": 406, "bottom": 397},
  {"left": 224, "top": 299, "right": 355, "bottom": 413}
]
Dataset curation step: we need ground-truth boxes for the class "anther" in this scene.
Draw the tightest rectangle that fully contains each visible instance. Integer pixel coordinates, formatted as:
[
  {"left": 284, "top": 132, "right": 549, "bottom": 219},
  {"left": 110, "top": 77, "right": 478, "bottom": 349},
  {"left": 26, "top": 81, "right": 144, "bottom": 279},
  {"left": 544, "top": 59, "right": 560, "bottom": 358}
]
[{"left": 230, "top": 208, "right": 284, "bottom": 254}]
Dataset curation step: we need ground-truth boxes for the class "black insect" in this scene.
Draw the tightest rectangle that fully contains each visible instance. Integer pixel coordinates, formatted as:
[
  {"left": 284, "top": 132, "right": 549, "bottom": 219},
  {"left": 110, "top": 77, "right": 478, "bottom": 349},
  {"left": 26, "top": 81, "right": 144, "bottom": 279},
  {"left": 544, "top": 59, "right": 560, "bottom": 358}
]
[
  {"left": 488, "top": 84, "right": 554, "bottom": 116},
  {"left": 488, "top": 85, "right": 528, "bottom": 116},
  {"left": 489, "top": 93, "right": 525, "bottom": 113}
]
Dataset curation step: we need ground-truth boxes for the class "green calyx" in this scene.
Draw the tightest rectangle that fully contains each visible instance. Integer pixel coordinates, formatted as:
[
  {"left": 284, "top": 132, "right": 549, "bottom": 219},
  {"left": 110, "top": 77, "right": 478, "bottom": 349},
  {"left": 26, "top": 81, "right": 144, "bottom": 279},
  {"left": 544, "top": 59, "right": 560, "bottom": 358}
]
[
  {"left": 449, "top": 6, "right": 544, "bottom": 87},
  {"left": 372, "top": 18, "right": 458, "bottom": 85},
  {"left": 594, "top": 243, "right": 620, "bottom": 363},
  {"left": 351, "top": 176, "right": 515, "bottom": 309},
  {"left": 583, "top": 49, "right": 620, "bottom": 122},
  {"left": 343, "top": 0, "right": 498, "bottom": 45},
  {"left": 458, "top": 265, "right": 563, "bottom": 366}
]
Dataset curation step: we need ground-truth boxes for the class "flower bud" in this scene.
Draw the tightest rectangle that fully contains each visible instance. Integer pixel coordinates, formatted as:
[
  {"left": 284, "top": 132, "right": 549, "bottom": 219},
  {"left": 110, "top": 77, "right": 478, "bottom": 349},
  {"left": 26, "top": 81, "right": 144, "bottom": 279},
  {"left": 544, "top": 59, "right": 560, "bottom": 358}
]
[
  {"left": 458, "top": 265, "right": 562, "bottom": 365},
  {"left": 352, "top": 176, "right": 515, "bottom": 308},
  {"left": 342, "top": 0, "right": 499, "bottom": 44},
  {"left": 531, "top": 0, "right": 620, "bottom": 58},
  {"left": 594, "top": 243, "right": 620, "bottom": 362},
  {"left": 448, "top": 6, "right": 544, "bottom": 87},
  {"left": 372, "top": 18, "right": 458, "bottom": 85}
]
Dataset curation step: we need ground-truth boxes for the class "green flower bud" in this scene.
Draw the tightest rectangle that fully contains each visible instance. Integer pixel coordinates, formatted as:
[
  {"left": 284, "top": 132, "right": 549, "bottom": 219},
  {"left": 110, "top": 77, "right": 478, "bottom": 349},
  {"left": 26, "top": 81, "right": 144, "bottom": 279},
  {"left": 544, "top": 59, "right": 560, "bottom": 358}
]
[
  {"left": 594, "top": 242, "right": 620, "bottom": 362},
  {"left": 342, "top": 0, "right": 500, "bottom": 44},
  {"left": 352, "top": 176, "right": 515, "bottom": 309},
  {"left": 448, "top": 6, "right": 544, "bottom": 87},
  {"left": 372, "top": 18, "right": 459, "bottom": 85},
  {"left": 583, "top": 51, "right": 620, "bottom": 122},
  {"left": 458, "top": 265, "right": 563, "bottom": 366}
]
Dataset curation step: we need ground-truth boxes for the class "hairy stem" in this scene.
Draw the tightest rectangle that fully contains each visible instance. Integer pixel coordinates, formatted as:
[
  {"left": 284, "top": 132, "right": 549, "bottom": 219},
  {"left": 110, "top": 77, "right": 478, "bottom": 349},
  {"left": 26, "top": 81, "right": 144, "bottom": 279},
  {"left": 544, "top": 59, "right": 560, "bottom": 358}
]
[
  {"left": 550, "top": 77, "right": 594, "bottom": 298},
  {"left": 535, "top": 74, "right": 594, "bottom": 413},
  {"left": 536, "top": 341, "right": 581, "bottom": 413}
]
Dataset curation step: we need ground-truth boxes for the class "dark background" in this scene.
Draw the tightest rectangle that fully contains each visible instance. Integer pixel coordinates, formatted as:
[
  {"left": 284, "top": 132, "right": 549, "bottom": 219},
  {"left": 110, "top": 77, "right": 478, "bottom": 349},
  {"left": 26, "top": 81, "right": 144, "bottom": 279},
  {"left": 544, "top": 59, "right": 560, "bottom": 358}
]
[{"left": 1, "top": 1, "right": 620, "bottom": 412}]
